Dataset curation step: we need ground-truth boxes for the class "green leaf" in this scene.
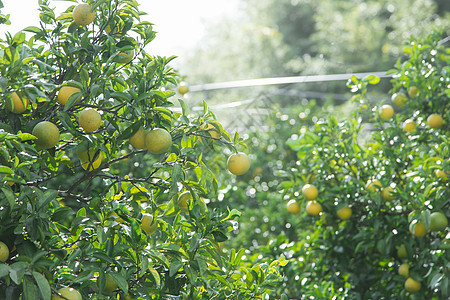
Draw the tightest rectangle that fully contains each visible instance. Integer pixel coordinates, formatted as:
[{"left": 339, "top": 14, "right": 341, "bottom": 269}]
[
  {"left": 23, "top": 275, "right": 37, "bottom": 300},
  {"left": 57, "top": 111, "right": 76, "bottom": 133},
  {"left": 363, "top": 75, "right": 380, "bottom": 85},
  {"left": 9, "top": 262, "right": 27, "bottom": 285},
  {"left": 72, "top": 270, "right": 94, "bottom": 283},
  {"left": 179, "top": 99, "right": 189, "bottom": 116},
  {"left": 32, "top": 271, "right": 51, "bottom": 300},
  {"left": 93, "top": 252, "right": 115, "bottom": 265},
  {"left": 0, "top": 264, "right": 10, "bottom": 277},
  {"left": 430, "top": 272, "right": 443, "bottom": 289},
  {"left": 169, "top": 261, "right": 183, "bottom": 277},
  {"left": 37, "top": 189, "right": 58, "bottom": 211},
  {"left": 0, "top": 165, "right": 13, "bottom": 174},
  {"left": 212, "top": 231, "right": 228, "bottom": 242},
  {"left": 1, "top": 187, "right": 15, "bottom": 208},
  {"left": 23, "top": 26, "right": 41, "bottom": 34},
  {"left": 16, "top": 133, "right": 36, "bottom": 142},
  {"left": 117, "top": 121, "right": 142, "bottom": 143},
  {"left": 109, "top": 272, "right": 128, "bottom": 294},
  {"left": 184, "top": 265, "right": 197, "bottom": 284},
  {"left": 148, "top": 267, "right": 161, "bottom": 288},
  {"left": 63, "top": 91, "right": 82, "bottom": 111},
  {"left": 76, "top": 207, "right": 86, "bottom": 217}
]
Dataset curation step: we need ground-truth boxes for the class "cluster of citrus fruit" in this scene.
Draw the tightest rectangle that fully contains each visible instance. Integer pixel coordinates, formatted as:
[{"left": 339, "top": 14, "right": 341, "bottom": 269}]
[
  {"left": 376, "top": 88, "right": 447, "bottom": 293},
  {"left": 286, "top": 183, "right": 352, "bottom": 221},
  {"left": 379, "top": 88, "right": 444, "bottom": 132}
]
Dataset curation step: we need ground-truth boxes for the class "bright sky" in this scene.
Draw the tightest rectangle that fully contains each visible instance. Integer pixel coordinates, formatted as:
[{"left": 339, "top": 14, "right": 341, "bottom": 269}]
[{"left": 1, "top": 0, "right": 239, "bottom": 57}]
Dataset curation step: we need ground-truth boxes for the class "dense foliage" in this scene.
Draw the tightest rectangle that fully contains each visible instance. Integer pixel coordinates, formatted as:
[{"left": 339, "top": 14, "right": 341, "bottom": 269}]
[
  {"left": 0, "top": 1, "right": 285, "bottom": 299},
  {"left": 216, "top": 31, "right": 448, "bottom": 299}
]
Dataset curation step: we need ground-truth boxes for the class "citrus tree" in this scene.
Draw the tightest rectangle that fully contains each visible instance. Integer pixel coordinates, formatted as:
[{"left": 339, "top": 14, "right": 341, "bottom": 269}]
[
  {"left": 0, "top": 1, "right": 284, "bottom": 299},
  {"left": 208, "top": 30, "right": 448, "bottom": 299},
  {"left": 272, "top": 31, "right": 448, "bottom": 298}
]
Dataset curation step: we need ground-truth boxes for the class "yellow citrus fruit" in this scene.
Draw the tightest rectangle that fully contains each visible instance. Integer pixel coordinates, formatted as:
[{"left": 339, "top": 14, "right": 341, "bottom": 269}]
[
  {"left": 178, "top": 82, "right": 189, "bottom": 95},
  {"left": 178, "top": 191, "right": 192, "bottom": 213},
  {"left": 336, "top": 206, "right": 352, "bottom": 220},
  {"left": 306, "top": 201, "right": 322, "bottom": 216},
  {"left": 404, "top": 277, "right": 421, "bottom": 293},
  {"left": 115, "top": 50, "right": 135, "bottom": 64},
  {"left": 435, "top": 169, "right": 447, "bottom": 179},
  {"left": 366, "top": 179, "right": 382, "bottom": 193},
  {"left": 427, "top": 114, "right": 443, "bottom": 129},
  {"left": 6, "top": 92, "right": 28, "bottom": 114},
  {"left": 286, "top": 200, "right": 301, "bottom": 214},
  {"left": 392, "top": 92, "right": 407, "bottom": 106},
  {"left": 397, "top": 244, "right": 408, "bottom": 258},
  {"left": 379, "top": 104, "right": 394, "bottom": 120},
  {"left": 397, "top": 244, "right": 408, "bottom": 259},
  {"left": 302, "top": 184, "right": 318, "bottom": 200},
  {"left": 403, "top": 119, "right": 416, "bottom": 133},
  {"left": 429, "top": 212, "right": 448, "bottom": 231},
  {"left": 145, "top": 128, "right": 172, "bottom": 154},
  {"left": 0, "top": 241, "right": 9, "bottom": 262},
  {"left": 409, "top": 220, "right": 426, "bottom": 237},
  {"left": 227, "top": 152, "right": 251, "bottom": 175},
  {"left": 129, "top": 127, "right": 147, "bottom": 150},
  {"left": 73, "top": 4, "right": 95, "bottom": 26},
  {"left": 76, "top": 148, "right": 103, "bottom": 171},
  {"left": 101, "top": 274, "right": 118, "bottom": 293},
  {"left": 57, "top": 86, "right": 81, "bottom": 105},
  {"left": 32, "top": 121, "right": 60, "bottom": 149},
  {"left": 140, "top": 214, "right": 157, "bottom": 235},
  {"left": 78, "top": 108, "right": 102, "bottom": 132},
  {"left": 52, "top": 287, "right": 82, "bottom": 300},
  {"left": 398, "top": 263, "right": 410, "bottom": 278},
  {"left": 251, "top": 167, "right": 263, "bottom": 179},
  {"left": 381, "top": 186, "right": 395, "bottom": 201},
  {"left": 408, "top": 86, "right": 418, "bottom": 98}
]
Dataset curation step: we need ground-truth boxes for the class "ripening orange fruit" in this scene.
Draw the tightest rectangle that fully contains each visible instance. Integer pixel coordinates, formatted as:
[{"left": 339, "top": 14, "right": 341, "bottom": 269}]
[
  {"left": 427, "top": 114, "right": 443, "bottom": 129},
  {"left": 73, "top": 4, "right": 95, "bottom": 26},
  {"left": 177, "top": 191, "right": 192, "bottom": 213},
  {"left": 227, "top": 152, "right": 251, "bottom": 175},
  {"left": 32, "top": 121, "right": 60, "bottom": 149},
  {"left": 306, "top": 201, "right": 322, "bottom": 216},
  {"left": 379, "top": 105, "right": 394, "bottom": 120},
  {"left": 115, "top": 50, "right": 135, "bottom": 64},
  {"left": 381, "top": 186, "right": 395, "bottom": 201},
  {"left": 408, "top": 86, "right": 418, "bottom": 98},
  {"left": 57, "top": 86, "right": 81, "bottom": 105},
  {"left": 392, "top": 92, "right": 407, "bottom": 106},
  {"left": 145, "top": 128, "right": 172, "bottom": 154},
  {"left": 129, "top": 127, "right": 147, "bottom": 150},
  {"left": 0, "top": 241, "right": 9, "bottom": 262},
  {"left": 78, "top": 109, "right": 102, "bottom": 132},
  {"left": 6, "top": 92, "right": 28, "bottom": 114},
  {"left": 398, "top": 263, "right": 410, "bottom": 278},
  {"left": 140, "top": 214, "right": 157, "bottom": 235},
  {"left": 336, "top": 206, "right": 352, "bottom": 220},
  {"left": 409, "top": 220, "right": 426, "bottom": 237},
  {"left": 178, "top": 82, "right": 189, "bottom": 95},
  {"left": 52, "top": 287, "right": 82, "bottom": 300},
  {"left": 302, "top": 184, "right": 318, "bottom": 200},
  {"left": 403, "top": 119, "right": 416, "bottom": 133},
  {"left": 286, "top": 200, "right": 301, "bottom": 214},
  {"left": 404, "top": 277, "right": 421, "bottom": 293},
  {"left": 366, "top": 179, "right": 382, "bottom": 193}
]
